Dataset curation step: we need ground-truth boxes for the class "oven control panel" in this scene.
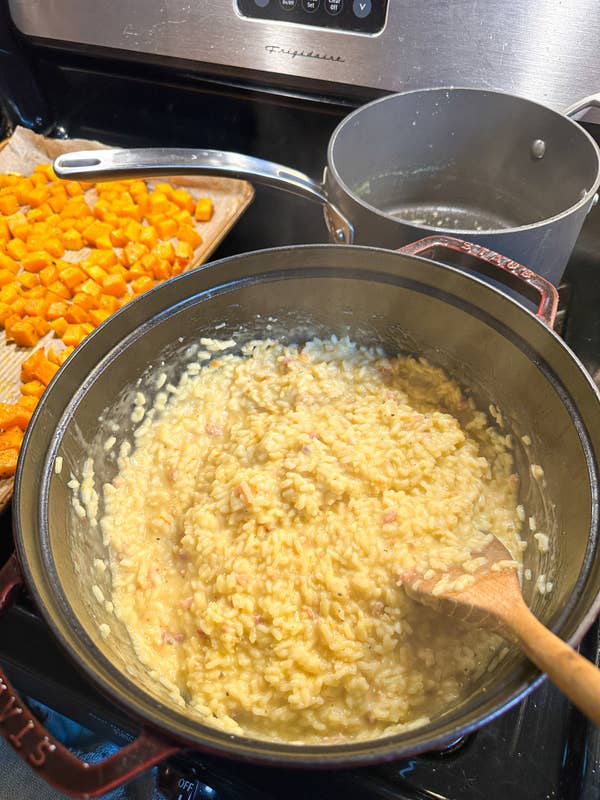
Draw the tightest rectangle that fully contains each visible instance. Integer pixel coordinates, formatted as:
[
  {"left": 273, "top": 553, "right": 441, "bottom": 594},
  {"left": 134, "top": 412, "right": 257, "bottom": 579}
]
[
  {"left": 237, "top": 0, "right": 387, "bottom": 34},
  {"left": 9, "top": 0, "right": 600, "bottom": 109}
]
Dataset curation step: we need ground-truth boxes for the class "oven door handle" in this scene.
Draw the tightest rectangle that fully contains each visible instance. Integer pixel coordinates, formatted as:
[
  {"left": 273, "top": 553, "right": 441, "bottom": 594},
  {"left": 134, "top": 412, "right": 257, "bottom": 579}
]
[
  {"left": 0, "top": 553, "right": 181, "bottom": 798},
  {"left": 53, "top": 147, "right": 354, "bottom": 243}
]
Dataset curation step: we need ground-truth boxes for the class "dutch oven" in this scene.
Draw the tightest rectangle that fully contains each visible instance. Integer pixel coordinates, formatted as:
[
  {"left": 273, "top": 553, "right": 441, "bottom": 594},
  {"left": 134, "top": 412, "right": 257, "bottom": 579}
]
[{"left": 0, "top": 237, "right": 598, "bottom": 797}]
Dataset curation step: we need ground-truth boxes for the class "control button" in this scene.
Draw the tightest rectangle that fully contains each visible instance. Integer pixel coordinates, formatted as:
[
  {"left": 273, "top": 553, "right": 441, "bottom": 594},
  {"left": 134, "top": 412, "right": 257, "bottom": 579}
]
[
  {"left": 325, "top": 0, "right": 343, "bottom": 14},
  {"left": 254, "top": 0, "right": 270, "bottom": 6},
  {"left": 280, "top": 0, "right": 297, "bottom": 8},
  {"left": 302, "top": 0, "right": 320, "bottom": 11},
  {"left": 352, "top": 0, "right": 371, "bottom": 16}
]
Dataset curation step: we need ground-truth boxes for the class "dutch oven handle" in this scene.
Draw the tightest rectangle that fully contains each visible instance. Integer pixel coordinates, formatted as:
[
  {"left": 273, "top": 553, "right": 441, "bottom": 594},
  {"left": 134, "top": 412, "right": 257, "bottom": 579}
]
[
  {"left": 0, "top": 553, "right": 182, "bottom": 798},
  {"left": 53, "top": 148, "right": 355, "bottom": 244},
  {"left": 400, "top": 235, "right": 559, "bottom": 328}
]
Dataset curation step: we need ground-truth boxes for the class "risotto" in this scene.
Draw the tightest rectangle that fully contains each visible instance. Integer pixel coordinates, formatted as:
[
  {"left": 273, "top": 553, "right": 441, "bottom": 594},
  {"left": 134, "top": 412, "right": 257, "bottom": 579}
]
[{"left": 99, "top": 337, "right": 524, "bottom": 743}]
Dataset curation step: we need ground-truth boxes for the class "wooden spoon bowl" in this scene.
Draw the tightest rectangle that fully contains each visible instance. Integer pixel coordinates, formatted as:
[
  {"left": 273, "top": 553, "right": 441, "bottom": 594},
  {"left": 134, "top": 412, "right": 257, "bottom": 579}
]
[{"left": 400, "top": 537, "right": 600, "bottom": 726}]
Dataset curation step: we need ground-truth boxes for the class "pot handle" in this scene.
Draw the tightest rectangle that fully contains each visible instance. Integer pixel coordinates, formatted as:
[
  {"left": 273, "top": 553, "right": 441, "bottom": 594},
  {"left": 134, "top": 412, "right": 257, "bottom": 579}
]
[
  {"left": 53, "top": 148, "right": 354, "bottom": 244},
  {"left": 564, "top": 93, "right": 600, "bottom": 119},
  {"left": 0, "top": 553, "right": 182, "bottom": 798},
  {"left": 399, "top": 236, "right": 559, "bottom": 327}
]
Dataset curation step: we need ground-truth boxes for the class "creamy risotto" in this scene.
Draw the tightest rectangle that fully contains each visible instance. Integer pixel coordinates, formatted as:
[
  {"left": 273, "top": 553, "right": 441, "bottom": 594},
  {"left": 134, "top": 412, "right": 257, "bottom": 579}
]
[{"left": 99, "top": 337, "right": 524, "bottom": 743}]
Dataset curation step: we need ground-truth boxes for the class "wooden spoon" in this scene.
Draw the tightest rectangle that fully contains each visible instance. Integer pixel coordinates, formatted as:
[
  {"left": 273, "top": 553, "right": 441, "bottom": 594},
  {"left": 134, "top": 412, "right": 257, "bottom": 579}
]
[{"left": 401, "top": 537, "right": 600, "bottom": 726}]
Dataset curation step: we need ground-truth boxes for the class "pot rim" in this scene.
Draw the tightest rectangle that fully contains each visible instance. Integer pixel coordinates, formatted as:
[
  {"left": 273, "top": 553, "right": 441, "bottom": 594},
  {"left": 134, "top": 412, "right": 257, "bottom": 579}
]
[
  {"left": 13, "top": 243, "right": 600, "bottom": 765},
  {"left": 326, "top": 86, "right": 600, "bottom": 237}
]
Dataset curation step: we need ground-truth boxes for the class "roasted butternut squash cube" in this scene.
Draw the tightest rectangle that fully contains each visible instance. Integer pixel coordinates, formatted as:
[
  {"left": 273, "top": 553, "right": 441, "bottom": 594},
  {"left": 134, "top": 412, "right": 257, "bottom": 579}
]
[
  {"left": 194, "top": 197, "right": 213, "bottom": 221},
  {"left": 0, "top": 401, "right": 32, "bottom": 430},
  {"left": 7, "top": 319, "right": 40, "bottom": 347},
  {"left": 22, "top": 251, "right": 52, "bottom": 273},
  {"left": 0, "top": 447, "right": 19, "bottom": 478},
  {"left": 59, "top": 265, "right": 86, "bottom": 290},
  {"left": 21, "top": 379, "right": 45, "bottom": 397},
  {"left": 0, "top": 195, "right": 19, "bottom": 216},
  {"left": 0, "top": 427, "right": 24, "bottom": 450}
]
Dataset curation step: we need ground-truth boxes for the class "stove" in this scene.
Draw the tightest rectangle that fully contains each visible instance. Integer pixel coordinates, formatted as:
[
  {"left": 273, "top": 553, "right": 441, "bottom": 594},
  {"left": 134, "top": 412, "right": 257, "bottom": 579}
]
[{"left": 0, "top": 2, "right": 599, "bottom": 798}]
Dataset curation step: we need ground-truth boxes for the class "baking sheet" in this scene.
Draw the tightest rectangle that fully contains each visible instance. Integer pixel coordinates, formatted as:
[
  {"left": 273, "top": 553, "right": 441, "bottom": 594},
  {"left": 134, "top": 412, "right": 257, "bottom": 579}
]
[{"left": 0, "top": 127, "right": 254, "bottom": 509}]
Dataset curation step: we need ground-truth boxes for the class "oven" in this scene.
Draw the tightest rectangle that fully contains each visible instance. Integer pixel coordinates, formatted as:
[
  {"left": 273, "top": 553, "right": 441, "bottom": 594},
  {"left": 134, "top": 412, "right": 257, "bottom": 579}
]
[{"left": 0, "top": 1, "right": 599, "bottom": 797}]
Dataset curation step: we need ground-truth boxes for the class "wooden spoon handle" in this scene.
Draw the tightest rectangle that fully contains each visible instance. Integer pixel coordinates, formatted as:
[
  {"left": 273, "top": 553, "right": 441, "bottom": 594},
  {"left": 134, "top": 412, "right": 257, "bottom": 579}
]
[{"left": 506, "top": 601, "right": 600, "bottom": 726}]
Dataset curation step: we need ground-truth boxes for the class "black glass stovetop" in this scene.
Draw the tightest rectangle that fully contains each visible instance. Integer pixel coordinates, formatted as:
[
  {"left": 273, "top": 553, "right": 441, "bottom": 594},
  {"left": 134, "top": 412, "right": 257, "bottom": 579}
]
[{"left": 0, "top": 8, "right": 599, "bottom": 798}]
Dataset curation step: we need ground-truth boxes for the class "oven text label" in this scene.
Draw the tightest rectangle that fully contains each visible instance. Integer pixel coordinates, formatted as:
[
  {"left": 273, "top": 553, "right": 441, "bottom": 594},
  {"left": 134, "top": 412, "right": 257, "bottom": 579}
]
[{"left": 265, "top": 45, "right": 345, "bottom": 62}]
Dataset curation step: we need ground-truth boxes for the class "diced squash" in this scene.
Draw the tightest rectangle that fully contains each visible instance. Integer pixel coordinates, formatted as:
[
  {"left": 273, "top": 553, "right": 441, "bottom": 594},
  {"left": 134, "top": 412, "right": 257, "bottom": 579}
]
[
  {"left": 58, "top": 346, "right": 75, "bottom": 365},
  {"left": 48, "top": 193, "right": 67, "bottom": 214},
  {"left": 49, "top": 317, "right": 68, "bottom": 337},
  {"left": 7, "top": 319, "right": 40, "bottom": 347},
  {"left": 21, "top": 379, "right": 45, "bottom": 397},
  {"left": 131, "top": 275, "right": 154, "bottom": 294},
  {"left": 62, "top": 323, "right": 91, "bottom": 347},
  {"left": 18, "top": 272, "right": 40, "bottom": 290},
  {"left": 194, "top": 197, "right": 213, "bottom": 221},
  {"left": 6, "top": 237, "right": 27, "bottom": 260},
  {"left": 17, "top": 395, "right": 38, "bottom": 410},
  {"left": 177, "top": 225, "right": 202, "bottom": 248},
  {"left": 0, "top": 448, "right": 19, "bottom": 478},
  {"left": 101, "top": 273, "right": 127, "bottom": 297},
  {"left": 153, "top": 242, "right": 175, "bottom": 263},
  {"left": 39, "top": 264, "right": 59, "bottom": 287},
  {"left": 64, "top": 304, "right": 89, "bottom": 324},
  {"left": 59, "top": 265, "right": 86, "bottom": 290},
  {"left": 38, "top": 359, "right": 59, "bottom": 386},
  {"left": 152, "top": 259, "right": 171, "bottom": 281},
  {"left": 175, "top": 241, "right": 193, "bottom": 263},
  {"left": 139, "top": 226, "right": 158, "bottom": 249},
  {"left": 0, "top": 269, "right": 14, "bottom": 287},
  {"left": 80, "top": 278, "right": 102, "bottom": 298},
  {"left": 0, "top": 427, "right": 24, "bottom": 450},
  {"left": 7, "top": 212, "right": 26, "bottom": 235},
  {"left": 22, "top": 251, "right": 52, "bottom": 273},
  {"left": 0, "top": 195, "right": 19, "bottom": 215},
  {"left": 156, "top": 218, "right": 177, "bottom": 239},
  {"left": 121, "top": 241, "right": 148, "bottom": 267},
  {"left": 0, "top": 253, "right": 18, "bottom": 273},
  {"left": 128, "top": 262, "right": 149, "bottom": 280},
  {"left": 89, "top": 308, "right": 112, "bottom": 326},
  {"left": 82, "top": 220, "right": 112, "bottom": 245},
  {"left": 98, "top": 294, "right": 121, "bottom": 312},
  {"left": 47, "top": 280, "right": 71, "bottom": 299},
  {"left": 87, "top": 265, "right": 108, "bottom": 284},
  {"left": 71, "top": 291, "right": 97, "bottom": 311},
  {"left": 62, "top": 228, "right": 84, "bottom": 250},
  {"left": 154, "top": 182, "right": 174, "bottom": 199},
  {"left": 124, "top": 220, "right": 143, "bottom": 243},
  {"left": 95, "top": 233, "right": 112, "bottom": 250},
  {"left": 88, "top": 249, "right": 118, "bottom": 269},
  {"left": 0, "top": 302, "right": 13, "bottom": 324},
  {"left": 45, "top": 238, "right": 65, "bottom": 258},
  {"left": 172, "top": 188, "right": 195, "bottom": 213},
  {"left": 30, "top": 316, "right": 50, "bottom": 337},
  {"left": 65, "top": 181, "right": 83, "bottom": 197},
  {"left": 23, "top": 298, "right": 49, "bottom": 317},
  {"left": 21, "top": 349, "right": 45, "bottom": 382},
  {"left": 110, "top": 228, "right": 128, "bottom": 247},
  {"left": 46, "top": 347, "right": 61, "bottom": 365},
  {"left": 0, "top": 284, "right": 18, "bottom": 303},
  {"left": 148, "top": 192, "right": 170, "bottom": 213},
  {"left": 0, "top": 402, "right": 32, "bottom": 430}
]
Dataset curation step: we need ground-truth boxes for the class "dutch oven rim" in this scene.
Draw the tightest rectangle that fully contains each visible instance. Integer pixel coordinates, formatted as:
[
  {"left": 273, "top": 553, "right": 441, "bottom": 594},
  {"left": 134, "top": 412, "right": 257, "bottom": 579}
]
[{"left": 12, "top": 243, "right": 600, "bottom": 765}]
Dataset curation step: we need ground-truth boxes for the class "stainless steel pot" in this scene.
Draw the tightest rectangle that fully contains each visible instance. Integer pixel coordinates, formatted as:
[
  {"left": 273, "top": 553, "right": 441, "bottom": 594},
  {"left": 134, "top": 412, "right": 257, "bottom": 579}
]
[
  {"left": 54, "top": 87, "right": 600, "bottom": 285},
  {"left": 0, "top": 238, "right": 599, "bottom": 797}
]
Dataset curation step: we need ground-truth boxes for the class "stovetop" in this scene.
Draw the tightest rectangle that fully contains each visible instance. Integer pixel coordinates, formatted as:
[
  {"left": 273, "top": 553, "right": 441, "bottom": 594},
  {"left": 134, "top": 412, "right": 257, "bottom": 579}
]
[{"left": 0, "top": 7, "right": 599, "bottom": 798}]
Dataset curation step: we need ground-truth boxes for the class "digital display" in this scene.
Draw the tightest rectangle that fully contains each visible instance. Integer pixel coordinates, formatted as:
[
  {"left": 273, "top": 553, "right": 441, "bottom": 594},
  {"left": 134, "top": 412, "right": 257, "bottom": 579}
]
[{"left": 237, "top": 0, "right": 387, "bottom": 35}]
